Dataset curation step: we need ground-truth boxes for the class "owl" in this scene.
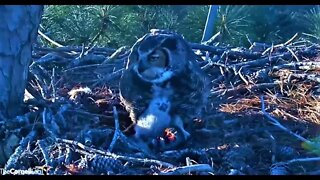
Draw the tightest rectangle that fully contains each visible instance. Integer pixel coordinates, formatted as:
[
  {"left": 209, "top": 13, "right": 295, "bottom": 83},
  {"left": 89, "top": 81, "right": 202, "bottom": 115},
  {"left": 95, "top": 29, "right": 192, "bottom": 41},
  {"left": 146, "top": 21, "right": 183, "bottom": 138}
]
[{"left": 119, "top": 29, "right": 210, "bottom": 151}]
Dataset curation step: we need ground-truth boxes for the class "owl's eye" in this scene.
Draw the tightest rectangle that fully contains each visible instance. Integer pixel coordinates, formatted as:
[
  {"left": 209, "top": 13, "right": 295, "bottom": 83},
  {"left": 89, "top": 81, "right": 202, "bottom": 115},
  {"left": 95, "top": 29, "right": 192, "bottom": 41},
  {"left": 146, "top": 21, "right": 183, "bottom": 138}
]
[
  {"left": 149, "top": 54, "right": 160, "bottom": 62},
  {"left": 148, "top": 49, "right": 167, "bottom": 68}
]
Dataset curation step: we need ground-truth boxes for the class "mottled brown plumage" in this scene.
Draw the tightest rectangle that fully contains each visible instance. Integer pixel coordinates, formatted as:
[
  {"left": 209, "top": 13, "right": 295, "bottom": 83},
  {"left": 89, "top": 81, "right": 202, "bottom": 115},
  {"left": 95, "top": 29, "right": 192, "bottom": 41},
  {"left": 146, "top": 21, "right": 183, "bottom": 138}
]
[{"left": 119, "top": 29, "right": 210, "bottom": 151}]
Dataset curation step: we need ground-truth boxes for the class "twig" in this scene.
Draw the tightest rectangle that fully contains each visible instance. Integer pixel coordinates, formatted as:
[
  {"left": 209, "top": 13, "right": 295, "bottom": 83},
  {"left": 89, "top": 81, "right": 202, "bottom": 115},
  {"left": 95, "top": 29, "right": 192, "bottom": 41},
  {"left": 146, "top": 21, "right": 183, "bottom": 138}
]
[
  {"left": 285, "top": 47, "right": 299, "bottom": 61},
  {"left": 84, "top": 43, "right": 97, "bottom": 56},
  {"left": 245, "top": 34, "right": 253, "bottom": 47},
  {"left": 249, "top": 42, "right": 271, "bottom": 51},
  {"left": 232, "top": 53, "right": 291, "bottom": 70},
  {"left": 286, "top": 157, "right": 320, "bottom": 164},
  {"left": 302, "top": 32, "right": 320, "bottom": 41},
  {"left": 102, "top": 46, "right": 128, "bottom": 64},
  {"left": 189, "top": 43, "right": 261, "bottom": 59},
  {"left": 62, "top": 63, "right": 114, "bottom": 73},
  {"left": 201, "top": 55, "right": 220, "bottom": 70},
  {"left": 91, "top": 68, "right": 124, "bottom": 86},
  {"left": 202, "top": 31, "right": 221, "bottom": 46},
  {"left": 34, "top": 46, "right": 116, "bottom": 54},
  {"left": 64, "top": 144, "right": 73, "bottom": 165},
  {"left": 108, "top": 106, "right": 120, "bottom": 152},
  {"left": 42, "top": 108, "right": 58, "bottom": 138},
  {"left": 79, "top": 43, "right": 85, "bottom": 59},
  {"left": 262, "top": 33, "right": 298, "bottom": 55},
  {"left": 37, "top": 139, "right": 52, "bottom": 168},
  {"left": 271, "top": 157, "right": 320, "bottom": 175},
  {"left": 237, "top": 67, "right": 249, "bottom": 85},
  {"left": 159, "top": 164, "right": 214, "bottom": 175},
  {"left": 56, "top": 138, "right": 174, "bottom": 168},
  {"left": 210, "top": 82, "right": 279, "bottom": 97},
  {"left": 50, "top": 67, "right": 56, "bottom": 101},
  {"left": 38, "top": 30, "right": 64, "bottom": 48},
  {"left": 254, "top": 61, "right": 320, "bottom": 80},
  {"left": 290, "top": 73, "right": 320, "bottom": 83},
  {"left": 260, "top": 96, "right": 310, "bottom": 143},
  {"left": 284, "top": 33, "right": 299, "bottom": 46}
]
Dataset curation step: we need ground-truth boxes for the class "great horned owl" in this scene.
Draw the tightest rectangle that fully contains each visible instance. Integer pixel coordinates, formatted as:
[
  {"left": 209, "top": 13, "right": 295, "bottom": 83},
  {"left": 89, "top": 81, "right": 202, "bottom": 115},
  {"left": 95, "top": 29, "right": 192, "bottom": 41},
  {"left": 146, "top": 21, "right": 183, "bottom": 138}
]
[{"left": 119, "top": 29, "right": 210, "bottom": 151}]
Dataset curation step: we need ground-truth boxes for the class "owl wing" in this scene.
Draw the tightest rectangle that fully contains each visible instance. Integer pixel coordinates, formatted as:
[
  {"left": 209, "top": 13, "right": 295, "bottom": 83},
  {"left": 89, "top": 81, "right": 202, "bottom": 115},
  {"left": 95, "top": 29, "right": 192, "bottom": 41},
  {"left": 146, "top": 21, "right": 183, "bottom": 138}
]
[{"left": 119, "top": 68, "right": 153, "bottom": 123}]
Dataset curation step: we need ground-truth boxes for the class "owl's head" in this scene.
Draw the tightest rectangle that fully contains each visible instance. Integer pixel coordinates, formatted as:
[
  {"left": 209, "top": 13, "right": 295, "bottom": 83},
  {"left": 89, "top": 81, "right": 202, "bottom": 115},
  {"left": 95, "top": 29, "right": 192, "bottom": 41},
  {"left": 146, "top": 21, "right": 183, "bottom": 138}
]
[{"left": 125, "top": 29, "right": 196, "bottom": 84}]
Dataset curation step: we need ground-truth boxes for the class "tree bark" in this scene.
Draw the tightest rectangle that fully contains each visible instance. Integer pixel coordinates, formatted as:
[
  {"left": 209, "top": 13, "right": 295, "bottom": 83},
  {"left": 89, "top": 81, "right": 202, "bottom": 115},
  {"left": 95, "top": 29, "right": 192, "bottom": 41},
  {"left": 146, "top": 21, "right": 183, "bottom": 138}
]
[{"left": 0, "top": 5, "right": 43, "bottom": 119}]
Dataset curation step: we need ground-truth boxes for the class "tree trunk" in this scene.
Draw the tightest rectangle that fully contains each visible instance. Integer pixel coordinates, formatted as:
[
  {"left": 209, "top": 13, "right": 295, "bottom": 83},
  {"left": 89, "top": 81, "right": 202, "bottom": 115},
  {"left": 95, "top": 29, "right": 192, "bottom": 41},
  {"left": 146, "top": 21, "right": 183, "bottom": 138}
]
[{"left": 0, "top": 5, "right": 43, "bottom": 119}]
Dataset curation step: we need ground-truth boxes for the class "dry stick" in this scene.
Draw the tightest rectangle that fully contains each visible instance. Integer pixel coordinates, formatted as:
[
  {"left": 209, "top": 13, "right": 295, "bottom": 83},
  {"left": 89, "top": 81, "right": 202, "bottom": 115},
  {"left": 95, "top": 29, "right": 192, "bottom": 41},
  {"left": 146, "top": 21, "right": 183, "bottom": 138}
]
[
  {"left": 159, "top": 164, "right": 214, "bottom": 175},
  {"left": 211, "top": 75, "right": 225, "bottom": 85},
  {"left": 34, "top": 46, "right": 116, "bottom": 54},
  {"left": 202, "top": 31, "right": 221, "bottom": 46},
  {"left": 210, "top": 82, "right": 279, "bottom": 97},
  {"left": 56, "top": 138, "right": 174, "bottom": 168},
  {"left": 189, "top": 43, "right": 261, "bottom": 59},
  {"left": 38, "top": 30, "right": 64, "bottom": 48},
  {"left": 259, "top": 96, "right": 310, "bottom": 143},
  {"left": 84, "top": 43, "right": 97, "bottom": 56},
  {"left": 262, "top": 33, "right": 299, "bottom": 56},
  {"left": 271, "top": 157, "right": 320, "bottom": 175},
  {"left": 237, "top": 67, "right": 249, "bottom": 85},
  {"left": 232, "top": 53, "right": 291, "bottom": 70},
  {"left": 37, "top": 139, "right": 52, "bottom": 168},
  {"left": 290, "top": 73, "right": 320, "bottom": 83},
  {"left": 302, "top": 32, "right": 320, "bottom": 41},
  {"left": 102, "top": 46, "right": 128, "bottom": 64},
  {"left": 91, "top": 68, "right": 124, "bottom": 86},
  {"left": 42, "top": 108, "right": 58, "bottom": 138},
  {"left": 200, "top": 56, "right": 213, "bottom": 70},
  {"left": 79, "top": 43, "right": 85, "bottom": 59},
  {"left": 63, "top": 63, "right": 114, "bottom": 73},
  {"left": 38, "top": 30, "right": 78, "bottom": 55},
  {"left": 50, "top": 67, "right": 56, "bottom": 101},
  {"left": 284, "top": 33, "right": 299, "bottom": 46},
  {"left": 285, "top": 47, "right": 299, "bottom": 62},
  {"left": 108, "top": 106, "right": 120, "bottom": 152},
  {"left": 286, "top": 157, "right": 320, "bottom": 164},
  {"left": 255, "top": 61, "right": 320, "bottom": 79}
]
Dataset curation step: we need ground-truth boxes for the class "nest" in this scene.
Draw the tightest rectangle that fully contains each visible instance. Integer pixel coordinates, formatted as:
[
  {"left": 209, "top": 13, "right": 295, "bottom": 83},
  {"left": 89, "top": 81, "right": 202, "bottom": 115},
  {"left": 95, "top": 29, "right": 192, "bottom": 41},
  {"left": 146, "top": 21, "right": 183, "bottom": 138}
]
[{"left": 0, "top": 33, "right": 320, "bottom": 175}]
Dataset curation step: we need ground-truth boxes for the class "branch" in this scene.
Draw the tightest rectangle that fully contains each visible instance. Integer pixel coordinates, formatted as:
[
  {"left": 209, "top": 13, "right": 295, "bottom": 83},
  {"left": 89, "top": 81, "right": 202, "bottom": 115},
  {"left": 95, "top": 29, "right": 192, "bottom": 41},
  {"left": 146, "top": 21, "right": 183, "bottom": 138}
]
[
  {"left": 210, "top": 82, "right": 279, "bottom": 97},
  {"left": 38, "top": 30, "right": 64, "bottom": 48},
  {"left": 159, "top": 164, "right": 214, "bottom": 175},
  {"left": 56, "top": 138, "right": 174, "bottom": 168},
  {"left": 260, "top": 96, "right": 310, "bottom": 143},
  {"left": 107, "top": 106, "right": 120, "bottom": 152}
]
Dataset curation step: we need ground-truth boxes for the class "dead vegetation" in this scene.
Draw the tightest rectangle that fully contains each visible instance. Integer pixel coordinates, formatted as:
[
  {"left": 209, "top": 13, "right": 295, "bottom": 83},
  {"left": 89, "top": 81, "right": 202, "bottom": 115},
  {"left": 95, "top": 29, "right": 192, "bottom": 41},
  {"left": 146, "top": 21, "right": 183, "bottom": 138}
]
[{"left": 0, "top": 33, "right": 320, "bottom": 175}]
